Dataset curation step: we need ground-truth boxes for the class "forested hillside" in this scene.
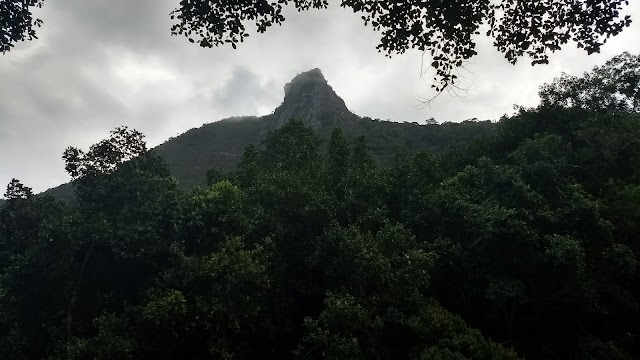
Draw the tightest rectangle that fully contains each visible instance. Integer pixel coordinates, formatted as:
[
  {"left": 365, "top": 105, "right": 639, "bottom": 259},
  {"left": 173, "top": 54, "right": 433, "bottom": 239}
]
[
  {"left": 151, "top": 68, "right": 496, "bottom": 189},
  {"left": 38, "top": 69, "right": 494, "bottom": 201},
  {"left": 0, "top": 53, "right": 638, "bottom": 359}
]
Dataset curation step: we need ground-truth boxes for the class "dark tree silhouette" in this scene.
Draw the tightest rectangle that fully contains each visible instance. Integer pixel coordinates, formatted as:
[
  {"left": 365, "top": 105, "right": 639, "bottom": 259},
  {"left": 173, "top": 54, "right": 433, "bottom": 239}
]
[
  {"left": 2, "top": 1, "right": 632, "bottom": 94},
  {"left": 170, "top": 0, "right": 632, "bottom": 92},
  {"left": 539, "top": 51, "right": 639, "bottom": 113},
  {"left": 0, "top": 0, "right": 43, "bottom": 53}
]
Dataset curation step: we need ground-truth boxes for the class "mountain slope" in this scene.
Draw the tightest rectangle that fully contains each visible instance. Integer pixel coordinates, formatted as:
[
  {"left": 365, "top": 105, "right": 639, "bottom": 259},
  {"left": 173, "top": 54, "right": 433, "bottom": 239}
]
[
  {"left": 156, "top": 69, "right": 494, "bottom": 188},
  {"left": 36, "top": 68, "right": 494, "bottom": 201}
]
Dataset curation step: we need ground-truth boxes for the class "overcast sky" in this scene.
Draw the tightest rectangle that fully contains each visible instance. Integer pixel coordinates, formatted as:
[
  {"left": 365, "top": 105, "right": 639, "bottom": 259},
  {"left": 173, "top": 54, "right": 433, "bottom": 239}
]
[{"left": 1, "top": 0, "right": 639, "bottom": 193}]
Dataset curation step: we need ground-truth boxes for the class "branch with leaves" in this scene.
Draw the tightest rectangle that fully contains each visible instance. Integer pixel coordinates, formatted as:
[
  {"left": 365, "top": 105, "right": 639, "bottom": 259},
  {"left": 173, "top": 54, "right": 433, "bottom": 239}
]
[{"left": 170, "top": 0, "right": 632, "bottom": 92}]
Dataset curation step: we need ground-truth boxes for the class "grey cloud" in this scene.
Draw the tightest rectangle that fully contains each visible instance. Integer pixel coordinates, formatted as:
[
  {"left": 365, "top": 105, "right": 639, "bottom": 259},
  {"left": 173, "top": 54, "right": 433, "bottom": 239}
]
[
  {"left": 211, "top": 67, "right": 281, "bottom": 117},
  {"left": 42, "top": 0, "right": 177, "bottom": 53}
]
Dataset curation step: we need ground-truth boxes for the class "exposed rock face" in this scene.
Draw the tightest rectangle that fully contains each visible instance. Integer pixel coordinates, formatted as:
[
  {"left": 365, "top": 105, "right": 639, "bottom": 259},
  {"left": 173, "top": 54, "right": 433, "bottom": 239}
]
[{"left": 271, "top": 68, "right": 358, "bottom": 129}]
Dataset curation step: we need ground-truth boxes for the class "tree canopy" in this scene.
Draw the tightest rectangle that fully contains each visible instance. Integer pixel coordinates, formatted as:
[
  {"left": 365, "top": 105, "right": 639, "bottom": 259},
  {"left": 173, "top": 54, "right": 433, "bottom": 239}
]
[
  {"left": 2, "top": 1, "right": 633, "bottom": 93},
  {"left": 539, "top": 51, "right": 639, "bottom": 113},
  {"left": 0, "top": 0, "right": 43, "bottom": 54},
  {"left": 171, "top": 0, "right": 632, "bottom": 92}
]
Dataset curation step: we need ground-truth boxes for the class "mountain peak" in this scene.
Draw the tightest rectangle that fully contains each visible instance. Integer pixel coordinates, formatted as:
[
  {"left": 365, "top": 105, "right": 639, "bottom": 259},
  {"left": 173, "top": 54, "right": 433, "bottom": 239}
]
[
  {"left": 283, "top": 68, "right": 326, "bottom": 97},
  {"left": 271, "top": 68, "right": 356, "bottom": 129}
]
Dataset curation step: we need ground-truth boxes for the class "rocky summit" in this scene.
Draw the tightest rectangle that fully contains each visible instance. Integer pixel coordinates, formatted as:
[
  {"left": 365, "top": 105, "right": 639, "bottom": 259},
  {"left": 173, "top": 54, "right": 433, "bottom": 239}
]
[{"left": 271, "top": 69, "right": 358, "bottom": 129}]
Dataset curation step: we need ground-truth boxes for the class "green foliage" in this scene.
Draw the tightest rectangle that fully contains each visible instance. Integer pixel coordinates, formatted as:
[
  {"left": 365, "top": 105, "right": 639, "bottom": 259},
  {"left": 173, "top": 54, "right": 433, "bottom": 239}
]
[
  {"left": 63, "top": 127, "right": 148, "bottom": 180},
  {"left": 540, "top": 52, "right": 639, "bottom": 113},
  {"left": 300, "top": 223, "right": 518, "bottom": 359},
  {"left": 54, "top": 313, "right": 136, "bottom": 360},
  {"left": 262, "top": 119, "right": 322, "bottom": 173},
  {"left": 137, "top": 237, "right": 273, "bottom": 359},
  {"left": 148, "top": 113, "right": 495, "bottom": 191},
  {"left": 0, "top": 0, "right": 43, "bottom": 54},
  {"left": 176, "top": 181, "right": 249, "bottom": 255},
  {"left": 409, "top": 301, "right": 519, "bottom": 360}
]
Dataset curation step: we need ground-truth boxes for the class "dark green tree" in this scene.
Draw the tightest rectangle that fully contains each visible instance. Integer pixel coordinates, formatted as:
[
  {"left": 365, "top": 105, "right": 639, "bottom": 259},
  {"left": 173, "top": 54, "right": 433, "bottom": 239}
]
[
  {"left": 0, "top": 0, "right": 43, "bottom": 53},
  {"left": 0, "top": 179, "right": 74, "bottom": 360},
  {"left": 56, "top": 127, "right": 179, "bottom": 360},
  {"left": 324, "top": 128, "right": 350, "bottom": 193},
  {"left": 539, "top": 52, "right": 640, "bottom": 113},
  {"left": 303, "top": 222, "right": 519, "bottom": 359}
]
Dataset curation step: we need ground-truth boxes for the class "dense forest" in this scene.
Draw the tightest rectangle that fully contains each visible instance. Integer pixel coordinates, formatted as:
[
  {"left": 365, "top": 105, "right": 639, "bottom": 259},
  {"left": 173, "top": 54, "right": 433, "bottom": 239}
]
[{"left": 0, "top": 53, "right": 639, "bottom": 359}]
